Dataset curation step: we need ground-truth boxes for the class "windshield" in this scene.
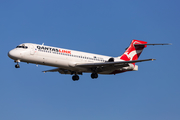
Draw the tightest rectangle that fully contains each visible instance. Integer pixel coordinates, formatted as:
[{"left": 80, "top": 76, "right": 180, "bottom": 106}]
[{"left": 16, "top": 44, "right": 28, "bottom": 49}]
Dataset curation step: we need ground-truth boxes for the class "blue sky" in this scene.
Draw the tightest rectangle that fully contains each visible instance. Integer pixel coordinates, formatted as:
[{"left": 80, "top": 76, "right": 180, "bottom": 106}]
[{"left": 0, "top": 0, "right": 179, "bottom": 120}]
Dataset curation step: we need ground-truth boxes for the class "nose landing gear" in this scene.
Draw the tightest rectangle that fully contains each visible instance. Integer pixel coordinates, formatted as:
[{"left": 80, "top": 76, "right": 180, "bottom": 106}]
[
  {"left": 14, "top": 60, "right": 20, "bottom": 68},
  {"left": 15, "top": 64, "right": 20, "bottom": 68}
]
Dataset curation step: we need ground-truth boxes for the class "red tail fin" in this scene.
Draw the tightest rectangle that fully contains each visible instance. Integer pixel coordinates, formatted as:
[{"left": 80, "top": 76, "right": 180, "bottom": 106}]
[{"left": 119, "top": 40, "right": 147, "bottom": 61}]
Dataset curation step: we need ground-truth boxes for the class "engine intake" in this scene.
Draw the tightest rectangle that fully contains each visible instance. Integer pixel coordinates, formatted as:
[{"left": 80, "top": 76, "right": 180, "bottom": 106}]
[{"left": 108, "top": 57, "right": 114, "bottom": 62}]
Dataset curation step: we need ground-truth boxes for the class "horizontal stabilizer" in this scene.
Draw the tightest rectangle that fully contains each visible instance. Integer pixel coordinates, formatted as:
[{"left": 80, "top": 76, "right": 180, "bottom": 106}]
[{"left": 135, "top": 43, "right": 172, "bottom": 46}]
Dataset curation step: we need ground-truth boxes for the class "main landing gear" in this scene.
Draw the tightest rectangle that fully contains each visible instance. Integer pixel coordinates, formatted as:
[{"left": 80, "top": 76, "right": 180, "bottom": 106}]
[
  {"left": 72, "top": 73, "right": 98, "bottom": 81},
  {"left": 91, "top": 67, "right": 98, "bottom": 79},
  {"left": 72, "top": 74, "right": 79, "bottom": 81},
  {"left": 91, "top": 73, "right": 98, "bottom": 79}
]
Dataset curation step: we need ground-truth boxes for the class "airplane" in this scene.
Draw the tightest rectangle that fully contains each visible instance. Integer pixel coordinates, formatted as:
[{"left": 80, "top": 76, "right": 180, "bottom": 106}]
[{"left": 8, "top": 40, "right": 170, "bottom": 81}]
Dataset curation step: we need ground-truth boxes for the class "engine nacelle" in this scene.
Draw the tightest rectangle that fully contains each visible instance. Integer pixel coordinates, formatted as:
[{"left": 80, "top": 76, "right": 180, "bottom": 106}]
[
  {"left": 133, "top": 65, "right": 138, "bottom": 71},
  {"left": 122, "top": 64, "right": 136, "bottom": 71},
  {"left": 108, "top": 57, "right": 114, "bottom": 62}
]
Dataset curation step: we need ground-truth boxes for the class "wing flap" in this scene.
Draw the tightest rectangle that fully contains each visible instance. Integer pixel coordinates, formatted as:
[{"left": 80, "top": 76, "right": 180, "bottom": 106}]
[
  {"left": 43, "top": 68, "right": 59, "bottom": 73},
  {"left": 42, "top": 68, "right": 82, "bottom": 75},
  {"left": 42, "top": 68, "right": 71, "bottom": 74}
]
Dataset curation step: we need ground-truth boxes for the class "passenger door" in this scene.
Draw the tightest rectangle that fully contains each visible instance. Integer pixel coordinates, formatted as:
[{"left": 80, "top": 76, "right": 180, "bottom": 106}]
[{"left": 30, "top": 45, "right": 35, "bottom": 55}]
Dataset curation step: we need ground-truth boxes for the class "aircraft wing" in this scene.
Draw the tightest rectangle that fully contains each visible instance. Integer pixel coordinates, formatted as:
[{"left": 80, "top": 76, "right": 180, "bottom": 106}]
[
  {"left": 76, "top": 58, "right": 155, "bottom": 67},
  {"left": 43, "top": 68, "right": 82, "bottom": 75},
  {"left": 43, "top": 68, "right": 59, "bottom": 73},
  {"left": 43, "top": 59, "right": 155, "bottom": 74}
]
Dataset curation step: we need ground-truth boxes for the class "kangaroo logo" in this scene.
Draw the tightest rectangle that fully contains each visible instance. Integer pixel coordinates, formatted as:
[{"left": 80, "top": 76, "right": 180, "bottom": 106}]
[{"left": 124, "top": 50, "right": 142, "bottom": 60}]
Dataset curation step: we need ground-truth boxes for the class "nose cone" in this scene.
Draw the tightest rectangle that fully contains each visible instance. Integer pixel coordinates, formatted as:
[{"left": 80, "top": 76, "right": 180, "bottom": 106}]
[{"left": 8, "top": 49, "right": 20, "bottom": 59}]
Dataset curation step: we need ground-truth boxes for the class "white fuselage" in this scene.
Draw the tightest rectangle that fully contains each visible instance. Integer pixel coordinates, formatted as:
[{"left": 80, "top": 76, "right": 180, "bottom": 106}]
[
  {"left": 8, "top": 40, "right": 167, "bottom": 80},
  {"left": 8, "top": 43, "right": 127, "bottom": 74}
]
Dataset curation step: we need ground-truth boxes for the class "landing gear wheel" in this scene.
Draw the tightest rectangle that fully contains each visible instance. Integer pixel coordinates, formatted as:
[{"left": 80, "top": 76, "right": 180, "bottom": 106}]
[
  {"left": 91, "top": 73, "right": 98, "bottom": 79},
  {"left": 72, "top": 75, "right": 79, "bottom": 81},
  {"left": 15, "top": 64, "right": 20, "bottom": 68}
]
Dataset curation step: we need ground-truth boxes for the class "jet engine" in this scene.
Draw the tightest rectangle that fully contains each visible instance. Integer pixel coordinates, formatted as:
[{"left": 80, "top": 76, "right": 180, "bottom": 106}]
[
  {"left": 108, "top": 57, "right": 114, "bottom": 62},
  {"left": 121, "top": 64, "right": 135, "bottom": 71}
]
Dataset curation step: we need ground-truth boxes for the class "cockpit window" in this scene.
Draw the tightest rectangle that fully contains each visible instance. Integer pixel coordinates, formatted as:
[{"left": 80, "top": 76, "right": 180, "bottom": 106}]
[{"left": 16, "top": 46, "right": 28, "bottom": 49}]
